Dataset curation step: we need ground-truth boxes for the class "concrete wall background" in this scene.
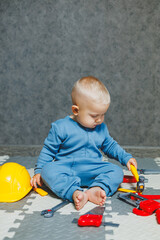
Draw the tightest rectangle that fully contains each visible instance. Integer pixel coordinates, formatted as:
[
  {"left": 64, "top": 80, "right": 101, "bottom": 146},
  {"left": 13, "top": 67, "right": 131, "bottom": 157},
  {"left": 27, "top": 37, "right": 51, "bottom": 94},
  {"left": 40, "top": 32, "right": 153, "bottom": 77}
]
[{"left": 0, "top": 0, "right": 160, "bottom": 146}]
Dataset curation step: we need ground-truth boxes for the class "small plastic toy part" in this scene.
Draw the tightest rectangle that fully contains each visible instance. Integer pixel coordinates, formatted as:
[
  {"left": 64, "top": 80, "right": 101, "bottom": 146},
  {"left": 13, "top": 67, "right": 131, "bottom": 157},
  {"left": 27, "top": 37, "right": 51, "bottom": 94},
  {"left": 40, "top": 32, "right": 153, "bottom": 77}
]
[
  {"left": 133, "top": 205, "right": 160, "bottom": 224},
  {"left": 130, "top": 165, "right": 139, "bottom": 182},
  {"left": 41, "top": 200, "right": 69, "bottom": 218},
  {"left": 41, "top": 209, "right": 54, "bottom": 218},
  {"left": 118, "top": 188, "right": 136, "bottom": 193},
  {"left": 138, "top": 169, "right": 160, "bottom": 175},
  {"left": 155, "top": 209, "right": 160, "bottom": 224},
  {"left": 137, "top": 194, "right": 160, "bottom": 200},
  {"left": 132, "top": 208, "right": 151, "bottom": 216},
  {"left": 123, "top": 175, "right": 137, "bottom": 183},
  {"left": 139, "top": 200, "right": 160, "bottom": 215},
  {"left": 78, "top": 214, "right": 103, "bottom": 227},
  {"left": 136, "top": 176, "right": 145, "bottom": 193},
  {"left": 33, "top": 188, "right": 48, "bottom": 196}
]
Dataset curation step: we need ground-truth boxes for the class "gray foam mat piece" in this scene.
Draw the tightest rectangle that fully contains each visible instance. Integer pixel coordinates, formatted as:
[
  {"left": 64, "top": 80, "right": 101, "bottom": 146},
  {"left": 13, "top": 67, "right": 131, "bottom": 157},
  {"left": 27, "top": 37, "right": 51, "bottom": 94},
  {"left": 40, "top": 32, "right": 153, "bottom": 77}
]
[{"left": 3, "top": 211, "right": 106, "bottom": 240}]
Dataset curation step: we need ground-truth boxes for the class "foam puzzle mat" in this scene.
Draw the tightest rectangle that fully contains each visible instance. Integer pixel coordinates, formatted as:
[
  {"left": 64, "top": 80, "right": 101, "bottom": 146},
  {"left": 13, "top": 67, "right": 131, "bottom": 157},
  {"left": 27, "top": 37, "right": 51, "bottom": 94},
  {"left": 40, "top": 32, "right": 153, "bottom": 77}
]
[{"left": 0, "top": 155, "right": 160, "bottom": 240}]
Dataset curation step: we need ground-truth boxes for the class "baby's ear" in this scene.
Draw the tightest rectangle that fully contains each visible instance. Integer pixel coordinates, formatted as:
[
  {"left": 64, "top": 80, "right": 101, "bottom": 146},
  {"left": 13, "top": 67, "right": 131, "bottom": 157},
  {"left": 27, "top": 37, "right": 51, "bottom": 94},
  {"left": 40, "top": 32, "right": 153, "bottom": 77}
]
[{"left": 72, "top": 105, "right": 79, "bottom": 115}]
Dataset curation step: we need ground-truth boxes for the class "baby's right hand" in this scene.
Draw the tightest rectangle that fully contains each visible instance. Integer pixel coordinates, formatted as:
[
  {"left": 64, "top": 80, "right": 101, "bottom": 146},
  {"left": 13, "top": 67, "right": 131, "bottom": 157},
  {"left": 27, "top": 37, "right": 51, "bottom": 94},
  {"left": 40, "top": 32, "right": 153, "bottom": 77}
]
[{"left": 30, "top": 174, "right": 43, "bottom": 189}]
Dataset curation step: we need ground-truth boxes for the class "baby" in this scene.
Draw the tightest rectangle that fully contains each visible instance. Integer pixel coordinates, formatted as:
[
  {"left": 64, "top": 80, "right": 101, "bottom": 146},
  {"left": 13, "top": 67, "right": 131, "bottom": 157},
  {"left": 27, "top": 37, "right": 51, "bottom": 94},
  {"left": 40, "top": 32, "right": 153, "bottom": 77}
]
[{"left": 31, "top": 76, "right": 137, "bottom": 210}]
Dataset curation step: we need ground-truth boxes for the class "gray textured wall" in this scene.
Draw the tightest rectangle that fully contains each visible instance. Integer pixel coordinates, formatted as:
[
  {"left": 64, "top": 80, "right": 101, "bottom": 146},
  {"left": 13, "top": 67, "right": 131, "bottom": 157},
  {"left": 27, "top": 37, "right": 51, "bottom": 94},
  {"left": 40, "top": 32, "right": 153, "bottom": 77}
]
[{"left": 0, "top": 0, "right": 160, "bottom": 146}]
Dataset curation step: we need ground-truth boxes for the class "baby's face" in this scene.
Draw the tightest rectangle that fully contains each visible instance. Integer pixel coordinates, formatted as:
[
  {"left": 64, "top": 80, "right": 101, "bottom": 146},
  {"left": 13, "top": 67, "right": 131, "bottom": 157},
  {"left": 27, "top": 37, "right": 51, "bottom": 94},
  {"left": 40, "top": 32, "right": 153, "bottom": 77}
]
[{"left": 75, "top": 101, "right": 109, "bottom": 129}]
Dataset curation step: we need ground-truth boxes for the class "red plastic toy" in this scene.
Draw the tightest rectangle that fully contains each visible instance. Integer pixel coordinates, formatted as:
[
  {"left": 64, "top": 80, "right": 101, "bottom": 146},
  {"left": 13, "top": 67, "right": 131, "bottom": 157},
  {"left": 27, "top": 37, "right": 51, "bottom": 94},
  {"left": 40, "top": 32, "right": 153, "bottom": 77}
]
[
  {"left": 156, "top": 209, "right": 160, "bottom": 224},
  {"left": 78, "top": 214, "right": 103, "bottom": 227},
  {"left": 118, "top": 192, "right": 160, "bottom": 224},
  {"left": 123, "top": 175, "right": 137, "bottom": 183}
]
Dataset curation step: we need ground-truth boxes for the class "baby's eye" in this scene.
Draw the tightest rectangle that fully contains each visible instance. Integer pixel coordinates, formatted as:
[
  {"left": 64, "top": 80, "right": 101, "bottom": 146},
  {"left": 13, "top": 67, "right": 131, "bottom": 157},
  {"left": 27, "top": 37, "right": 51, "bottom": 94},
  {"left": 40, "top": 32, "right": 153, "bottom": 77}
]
[{"left": 90, "top": 115, "right": 98, "bottom": 118}]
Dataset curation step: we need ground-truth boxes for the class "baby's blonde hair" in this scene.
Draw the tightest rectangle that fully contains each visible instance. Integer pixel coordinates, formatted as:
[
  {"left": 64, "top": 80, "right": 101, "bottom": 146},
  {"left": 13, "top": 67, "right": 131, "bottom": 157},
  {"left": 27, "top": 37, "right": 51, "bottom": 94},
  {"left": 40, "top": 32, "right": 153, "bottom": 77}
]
[{"left": 71, "top": 76, "right": 110, "bottom": 105}]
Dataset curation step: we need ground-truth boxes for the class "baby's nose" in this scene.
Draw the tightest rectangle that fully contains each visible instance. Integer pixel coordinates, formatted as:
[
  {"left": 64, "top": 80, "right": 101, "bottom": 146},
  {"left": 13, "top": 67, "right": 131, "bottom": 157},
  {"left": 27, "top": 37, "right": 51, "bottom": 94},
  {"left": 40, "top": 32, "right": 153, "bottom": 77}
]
[{"left": 95, "top": 118, "right": 101, "bottom": 123}]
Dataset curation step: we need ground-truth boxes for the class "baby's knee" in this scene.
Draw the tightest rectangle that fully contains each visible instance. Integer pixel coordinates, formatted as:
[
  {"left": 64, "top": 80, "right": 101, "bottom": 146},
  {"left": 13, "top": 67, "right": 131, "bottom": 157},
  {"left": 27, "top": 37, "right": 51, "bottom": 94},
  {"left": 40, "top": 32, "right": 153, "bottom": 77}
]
[
  {"left": 41, "top": 162, "right": 55, "bottom": 181},
  {"left": 113, "top": 165, "right": 124, "bottom": 184}
]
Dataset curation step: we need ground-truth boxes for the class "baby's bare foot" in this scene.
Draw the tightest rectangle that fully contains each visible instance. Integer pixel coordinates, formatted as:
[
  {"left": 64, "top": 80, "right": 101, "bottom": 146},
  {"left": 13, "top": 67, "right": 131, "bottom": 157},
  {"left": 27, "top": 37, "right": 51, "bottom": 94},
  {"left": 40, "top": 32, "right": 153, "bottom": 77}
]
[
  {"left": 73, "top": 190, "right": 88, "bottom": 210},
  {"left": 86, "top": 187, "right": 106, "bottom": 206}
]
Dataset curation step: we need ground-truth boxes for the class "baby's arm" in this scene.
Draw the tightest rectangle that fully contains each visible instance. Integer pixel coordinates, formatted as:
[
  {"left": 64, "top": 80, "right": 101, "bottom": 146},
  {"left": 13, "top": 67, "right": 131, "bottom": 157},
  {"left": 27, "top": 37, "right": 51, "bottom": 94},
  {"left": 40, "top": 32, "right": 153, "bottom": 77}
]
[
  {"left": 101, "top": 124, "right": 137, "bottom": 168},
  {"left": 34, "top": 123, "right": 62, "bottom": 175}
]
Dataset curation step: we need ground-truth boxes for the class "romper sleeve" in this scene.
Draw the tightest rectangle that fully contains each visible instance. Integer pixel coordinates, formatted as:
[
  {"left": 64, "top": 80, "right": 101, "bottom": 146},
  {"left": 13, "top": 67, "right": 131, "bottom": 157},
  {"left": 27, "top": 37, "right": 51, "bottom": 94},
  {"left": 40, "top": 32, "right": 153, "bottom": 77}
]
[
  {"left": 101, "top": 124, "right": 132, "bottom": 166},
  {"left": 34, "top": 123, "right": 62, "bottom": 174}
]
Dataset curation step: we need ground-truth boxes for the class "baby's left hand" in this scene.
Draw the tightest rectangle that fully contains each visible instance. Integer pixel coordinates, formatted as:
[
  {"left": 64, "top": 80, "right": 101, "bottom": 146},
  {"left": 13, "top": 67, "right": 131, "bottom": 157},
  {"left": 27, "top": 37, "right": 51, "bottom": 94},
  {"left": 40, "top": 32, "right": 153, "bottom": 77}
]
[{"left": 127, "top": 158, "right": 137, "bottom": 171}]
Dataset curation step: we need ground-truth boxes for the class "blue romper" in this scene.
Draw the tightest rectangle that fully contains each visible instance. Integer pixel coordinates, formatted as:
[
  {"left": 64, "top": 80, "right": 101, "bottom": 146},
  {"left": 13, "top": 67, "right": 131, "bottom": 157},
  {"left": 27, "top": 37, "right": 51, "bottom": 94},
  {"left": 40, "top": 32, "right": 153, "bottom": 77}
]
[{"left": 35, "top": 116, "right": 132, "bottom": 202}]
